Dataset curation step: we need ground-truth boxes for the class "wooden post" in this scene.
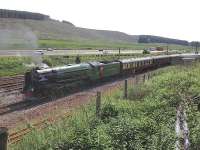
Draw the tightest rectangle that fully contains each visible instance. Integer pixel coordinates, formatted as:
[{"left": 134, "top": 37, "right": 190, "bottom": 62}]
[
  {"left": 147, "top": 72, "right": 150, "bottom": 80},
  {"left": 124, "top": 79, "right": 128, "bottom": 99},
  {"left": 0, "top": 127, "right": 8, "bottom": 150},
  {"left": 135, "top": 75, "right": 138, "bottom": 84},
  {"left": 96, "top": 91, "right": 101, "bottom": 117},
  {"left": 143, "top": 74, "right": 146, "bottom": 82},
  {"left": 198, "top": 103, "right": 200, "bottom": 112}
]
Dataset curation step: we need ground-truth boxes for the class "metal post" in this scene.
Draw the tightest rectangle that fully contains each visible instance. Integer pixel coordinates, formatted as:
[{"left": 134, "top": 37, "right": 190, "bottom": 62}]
[
  {"left": 96, "top": 91, "right": 101, "bottom": 117},
  {"left": 0, "top": 127, "right": 8, "bottom": 150},
  {"left": 124, "top": 79, "right": 128, "bottom": 99}
]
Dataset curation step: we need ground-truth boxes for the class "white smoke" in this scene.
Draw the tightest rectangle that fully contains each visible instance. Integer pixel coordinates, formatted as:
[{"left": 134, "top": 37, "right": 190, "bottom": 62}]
[{"left": 0, "top": 19, "right": 38, "bottom": 49}]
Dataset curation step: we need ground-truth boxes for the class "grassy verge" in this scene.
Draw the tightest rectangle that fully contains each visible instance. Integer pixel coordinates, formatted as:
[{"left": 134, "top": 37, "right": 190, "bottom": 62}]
[
  {"left": 38, "top": 39, "right": 192, "bottom": 51},
  {"left": 10, "top": 63, "right": 200, "bottom": 149}
]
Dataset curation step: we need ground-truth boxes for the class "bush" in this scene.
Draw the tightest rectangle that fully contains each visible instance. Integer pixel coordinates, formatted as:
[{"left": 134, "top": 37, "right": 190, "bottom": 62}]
[
  {"left": 100, "top": 103, "right": 119, "bottom": 122},
  {"left": 143, "top": 49, "right": 150, "bottom": 54},
  {"left": 128, "top": 84, "right": 152, "bottom": 100}
]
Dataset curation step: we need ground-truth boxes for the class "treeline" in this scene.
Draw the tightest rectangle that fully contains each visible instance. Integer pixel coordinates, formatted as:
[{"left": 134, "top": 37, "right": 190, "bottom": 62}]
[
  {"left": 0, "top": 9, "right": 49, "bottom": 20},
  {"left": 138, "top": 35, "right": 189, "bottom": 46}
]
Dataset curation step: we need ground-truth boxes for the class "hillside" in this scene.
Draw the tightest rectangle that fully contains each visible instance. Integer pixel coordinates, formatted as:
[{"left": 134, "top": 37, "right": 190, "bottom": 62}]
[
  {"left": 0, "top": 9, "right": 191, "bottom": 50},
  {"left": 0, "top": 18, "right": 140, "bottom": 49},
  {"left": 138, "top": 35, "right": 189, "bottom": 46}
]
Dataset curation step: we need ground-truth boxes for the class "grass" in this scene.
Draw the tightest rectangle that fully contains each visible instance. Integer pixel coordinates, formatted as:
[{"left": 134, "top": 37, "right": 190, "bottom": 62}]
[
  {"left": 38, "top": 39, "right": 193, "bottom": 51},
  {"left": 0, "top": 56, "right": 32, "bottom": 77},
  {"left": 11, "top": 63, "right": 200, "bottom": 149}
]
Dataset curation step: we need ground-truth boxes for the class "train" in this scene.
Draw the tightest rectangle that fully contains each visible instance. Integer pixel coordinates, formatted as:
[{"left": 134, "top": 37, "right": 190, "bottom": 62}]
[{"left": 23, "top": 54, "right": 199, "bottom": 99}]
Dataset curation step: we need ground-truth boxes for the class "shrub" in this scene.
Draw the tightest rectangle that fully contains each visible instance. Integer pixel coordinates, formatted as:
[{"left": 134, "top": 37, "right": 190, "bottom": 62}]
[
  {"left": 100, "top": 103, "right": 119, "bottom": 122},
  {"left": 128, "top": 84, "right": 152, "bottom": 100},
  {"left": 143, "top": 49, "right": 150, "bottom": 54}
]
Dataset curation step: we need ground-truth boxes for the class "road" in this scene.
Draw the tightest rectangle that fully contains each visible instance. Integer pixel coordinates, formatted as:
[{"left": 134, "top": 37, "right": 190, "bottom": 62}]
[{"left": 0, "top": 49, "right": 164, "bottom": 56}]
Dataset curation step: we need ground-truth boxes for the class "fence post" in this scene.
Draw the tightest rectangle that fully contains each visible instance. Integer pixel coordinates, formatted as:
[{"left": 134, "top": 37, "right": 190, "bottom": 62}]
[
  {"left": 135, "top": 75, "right": 138, "bottom": 84},
  {"left": 124, "top": 79, "right": 128, "bottom": 99},
  {"left": 0, "top": 127, "right": 8, "bottom": 150},
  {"left": 147, "top": 73, "right": 150, "bottom": 80},
  {"left": 143, "top": 74, "right": 146, "bottom": 82},
  {"left": 198, "top": 103, "right": 200, "bottom": 111},
  {"left": 96, "top": 91, "right": 101, "bottom": 117}
]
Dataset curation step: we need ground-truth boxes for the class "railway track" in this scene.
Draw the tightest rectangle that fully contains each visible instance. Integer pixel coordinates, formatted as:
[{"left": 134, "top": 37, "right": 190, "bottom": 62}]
[
  {"left": 8, "top": 111, "right": 71, "bottom": 144},
  {"left": 0, "top": 75, "right": 24, "bottom": 95},
  {"left": 0, "top": 75, "right": 25, "bottom": 115}
]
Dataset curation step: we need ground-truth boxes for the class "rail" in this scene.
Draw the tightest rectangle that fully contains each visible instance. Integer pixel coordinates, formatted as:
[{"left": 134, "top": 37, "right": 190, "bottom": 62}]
[
  {"left": 8, "top": 111, "right": 70, "bottom": 145},
  {"left": 0, "top": 75, "right": 24, "bottom": 95}
]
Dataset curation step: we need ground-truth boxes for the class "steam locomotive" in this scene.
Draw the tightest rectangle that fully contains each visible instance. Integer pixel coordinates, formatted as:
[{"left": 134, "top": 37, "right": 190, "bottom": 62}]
[{"left": 23, "top": 54, "right": 198, "bottom": 99}]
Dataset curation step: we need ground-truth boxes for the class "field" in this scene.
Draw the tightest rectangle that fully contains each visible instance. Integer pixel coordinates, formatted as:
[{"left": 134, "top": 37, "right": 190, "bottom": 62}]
[
  {"left": 10, "top": 63, "right": 200, "bottom": 149},
  {"left": 38, "top": 39, "right": 193, "bottom": 51}
]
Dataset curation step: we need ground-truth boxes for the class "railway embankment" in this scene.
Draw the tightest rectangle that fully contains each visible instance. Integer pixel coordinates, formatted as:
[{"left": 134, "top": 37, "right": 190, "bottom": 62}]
[{"left": 9, "top": 63, "right": 200, "bottom": 150}]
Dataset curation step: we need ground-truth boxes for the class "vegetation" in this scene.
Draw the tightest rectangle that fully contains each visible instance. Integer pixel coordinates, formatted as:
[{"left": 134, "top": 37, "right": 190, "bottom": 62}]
[
  {"left": 0, "top": 56, "right": 32, "bottom": 77},
  {"left": 142, "top": 49, "right": 150, "bottom": 54},
  {"left": 10, "top": 63, "right": 200, "bottom": 149},
  {"left": 38, "top": 39, "right": 192, "bottom": 51},
  {"left": 138, "top": 35, "right": 189, "bottom": 46}
]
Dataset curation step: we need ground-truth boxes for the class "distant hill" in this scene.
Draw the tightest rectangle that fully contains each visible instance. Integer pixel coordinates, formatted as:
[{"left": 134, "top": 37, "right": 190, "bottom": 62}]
[
  {"left": 0, "top": 9, "right": 190, "bottom": 49},
  {"left": 138, "top": 35, "right": 189, "bottom": 46}
]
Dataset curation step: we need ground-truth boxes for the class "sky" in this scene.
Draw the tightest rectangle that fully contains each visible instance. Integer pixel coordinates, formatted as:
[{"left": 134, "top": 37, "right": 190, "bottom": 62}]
[{"left": 1, "top": 0, "right": 200, "bottom": 41}]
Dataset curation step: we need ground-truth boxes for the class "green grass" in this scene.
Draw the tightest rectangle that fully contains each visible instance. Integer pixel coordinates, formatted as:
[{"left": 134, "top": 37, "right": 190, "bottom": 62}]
[
  {"left": 11, "top": 64, "right": 200, "bottom": 149},
  {"left": 0, "top": 56, "right": 32, "bottom": 77},
  {"left": 38, "top": 39, "right": 193, "bottom": 51}
]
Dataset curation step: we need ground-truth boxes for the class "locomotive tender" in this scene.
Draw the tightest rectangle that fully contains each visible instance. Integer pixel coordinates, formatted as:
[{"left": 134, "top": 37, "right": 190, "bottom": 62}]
[{"left": 23, "top": 54, "right": 198, "bottom": 98}]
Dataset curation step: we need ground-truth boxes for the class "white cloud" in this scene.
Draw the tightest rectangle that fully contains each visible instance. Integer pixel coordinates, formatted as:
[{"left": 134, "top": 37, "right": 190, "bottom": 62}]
[{"left": 1, "top": 0, "right": 200, "bottom": 41}]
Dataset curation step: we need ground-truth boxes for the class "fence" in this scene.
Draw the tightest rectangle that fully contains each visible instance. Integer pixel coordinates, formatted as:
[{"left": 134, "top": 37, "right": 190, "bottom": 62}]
[{"left": 95, "top": 71, "right": 156, "bottom": 119}]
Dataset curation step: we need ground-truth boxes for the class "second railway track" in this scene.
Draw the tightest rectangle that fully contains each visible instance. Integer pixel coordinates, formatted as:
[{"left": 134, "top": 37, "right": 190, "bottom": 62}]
[{"left": 0, "top": 75, "right": 24, "bottom": 95}]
